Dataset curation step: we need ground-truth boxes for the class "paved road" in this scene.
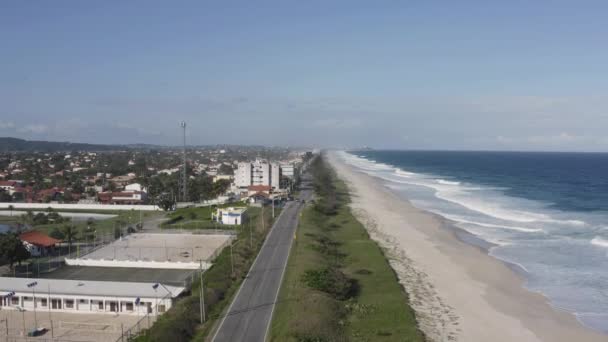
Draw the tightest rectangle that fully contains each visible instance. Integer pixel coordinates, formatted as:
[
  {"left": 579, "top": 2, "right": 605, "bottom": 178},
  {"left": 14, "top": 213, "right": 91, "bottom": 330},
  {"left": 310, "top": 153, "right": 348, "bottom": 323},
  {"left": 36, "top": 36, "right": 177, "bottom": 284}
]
[{"left": 212, "top": 175, "right": 313, "bottom": 342}]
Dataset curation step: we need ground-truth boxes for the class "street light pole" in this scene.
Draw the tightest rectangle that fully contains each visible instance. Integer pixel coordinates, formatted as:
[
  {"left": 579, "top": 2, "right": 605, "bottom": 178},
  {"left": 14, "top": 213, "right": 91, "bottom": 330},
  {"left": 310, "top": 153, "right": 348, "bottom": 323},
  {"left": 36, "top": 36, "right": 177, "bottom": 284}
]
[
  {"left": 230, "top": 241, "right": 234, "bottom": 278},
  {"left": 199, "top": 260, "right": 205, "bottom": 324},
  {"left": 27, "top": 281, "right": 38, "bottom": 329},
  {"left": 47, "top": 284, "right": 53, "bottom": 338}
]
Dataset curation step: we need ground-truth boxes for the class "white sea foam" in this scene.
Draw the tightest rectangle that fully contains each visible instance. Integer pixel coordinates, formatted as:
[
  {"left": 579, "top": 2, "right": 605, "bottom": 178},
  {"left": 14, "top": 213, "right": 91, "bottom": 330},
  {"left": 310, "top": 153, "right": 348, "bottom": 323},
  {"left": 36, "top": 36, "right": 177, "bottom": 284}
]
[
  {"left": 395, "top": 169, "right": 415, "bottom": 177},
  {"left": 343, "top": 151, "right": 587, "bottom": 227},
  {"left": 441, "top": 214, "right": 542, "bottom": 233},
  {"left": 591, "top": 236, "right": 608, "bottom": 248},
  {"left": 437, "top": 179, "right": 461, "bottom": 185}
]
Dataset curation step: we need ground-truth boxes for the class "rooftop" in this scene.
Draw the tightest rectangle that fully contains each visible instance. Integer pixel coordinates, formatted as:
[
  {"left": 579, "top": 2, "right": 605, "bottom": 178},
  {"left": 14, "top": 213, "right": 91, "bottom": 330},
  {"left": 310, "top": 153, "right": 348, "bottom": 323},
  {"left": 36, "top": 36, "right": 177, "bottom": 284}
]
[
  {"left": 20, "top": 231, "right": 61, "bottom": 247},
  {"left": 0, "top": 277, "right": 185, "bottom": 298}
]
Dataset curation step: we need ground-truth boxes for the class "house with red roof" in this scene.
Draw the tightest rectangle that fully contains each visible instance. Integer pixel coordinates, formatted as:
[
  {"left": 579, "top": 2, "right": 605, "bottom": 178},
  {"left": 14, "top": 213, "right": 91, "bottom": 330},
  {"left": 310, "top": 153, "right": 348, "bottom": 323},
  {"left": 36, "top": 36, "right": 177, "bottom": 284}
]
[
  {"left": 247, "top": 185, "right": 271, "bottom": 196},
  {"left": 19, "top": 231, "right": 61, "bottom": 257},
  {"left": 97, "top": 191, "right": 147, "bottom": 205},
  {"left": 0, "top": 180, "right": 22, "bottom": 195}
]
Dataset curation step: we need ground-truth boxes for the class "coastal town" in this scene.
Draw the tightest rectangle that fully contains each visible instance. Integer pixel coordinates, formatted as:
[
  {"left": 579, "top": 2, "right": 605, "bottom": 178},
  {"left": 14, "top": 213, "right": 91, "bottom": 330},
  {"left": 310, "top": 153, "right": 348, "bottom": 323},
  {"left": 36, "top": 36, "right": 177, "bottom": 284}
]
[
  {"left": 0, "top": 143, "right": 313, "bottom": 341},
  {"left": 0, "top": 145, "right": 306, "bottom": 207}
]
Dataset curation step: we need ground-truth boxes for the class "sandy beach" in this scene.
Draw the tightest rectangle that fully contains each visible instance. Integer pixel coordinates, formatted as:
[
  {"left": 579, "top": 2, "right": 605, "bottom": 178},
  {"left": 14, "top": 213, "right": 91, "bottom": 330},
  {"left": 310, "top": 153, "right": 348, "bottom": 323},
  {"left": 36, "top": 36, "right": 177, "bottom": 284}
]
[{"left": 327, "top": 151, "right": 607, "bottom": 342}]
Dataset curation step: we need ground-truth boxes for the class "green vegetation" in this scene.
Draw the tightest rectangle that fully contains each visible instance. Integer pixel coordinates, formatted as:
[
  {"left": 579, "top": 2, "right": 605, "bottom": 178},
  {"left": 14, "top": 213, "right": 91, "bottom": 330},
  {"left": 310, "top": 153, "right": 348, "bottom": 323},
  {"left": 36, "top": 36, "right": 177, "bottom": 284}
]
[
  {"left": 270, "top": 156, "right": 424, "bottom": 342},
  {"left": 135, "top": 205, "right": 279, "bottom": 342},
  {"left": 0, "top": 232, "right": 31, "bottom": 269},
  {"left": 0, "top": 208, "right": 156, "bottom": 243}
]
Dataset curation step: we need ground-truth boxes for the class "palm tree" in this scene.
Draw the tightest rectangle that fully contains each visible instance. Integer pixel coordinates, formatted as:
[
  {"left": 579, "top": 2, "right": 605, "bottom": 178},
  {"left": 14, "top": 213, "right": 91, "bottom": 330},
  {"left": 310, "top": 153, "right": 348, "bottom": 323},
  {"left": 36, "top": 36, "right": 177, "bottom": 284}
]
[{"left": 62, "top": 224, "right": 76, "bottom": 255}]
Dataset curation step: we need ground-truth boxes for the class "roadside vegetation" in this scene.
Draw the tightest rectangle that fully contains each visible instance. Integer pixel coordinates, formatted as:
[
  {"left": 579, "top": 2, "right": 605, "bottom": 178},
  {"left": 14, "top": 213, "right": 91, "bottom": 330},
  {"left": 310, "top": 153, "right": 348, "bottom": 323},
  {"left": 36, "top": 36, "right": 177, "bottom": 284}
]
[
  {"left": 270, "top": 155, "right": 424, "bottom": 342},
  {"left": 134, "top": 204, "right": 279, "bottom": 342}
]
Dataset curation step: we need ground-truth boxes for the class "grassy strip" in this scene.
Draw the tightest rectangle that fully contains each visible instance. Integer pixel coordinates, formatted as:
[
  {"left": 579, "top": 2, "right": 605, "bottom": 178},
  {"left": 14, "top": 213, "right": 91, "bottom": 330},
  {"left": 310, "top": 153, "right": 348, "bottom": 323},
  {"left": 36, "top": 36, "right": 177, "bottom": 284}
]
[
  {"left": 134, "top": 205, "right": 280, "bottom": 342},
  {"left": 270, "top": 156, "right": 425, "bottom": 342}
]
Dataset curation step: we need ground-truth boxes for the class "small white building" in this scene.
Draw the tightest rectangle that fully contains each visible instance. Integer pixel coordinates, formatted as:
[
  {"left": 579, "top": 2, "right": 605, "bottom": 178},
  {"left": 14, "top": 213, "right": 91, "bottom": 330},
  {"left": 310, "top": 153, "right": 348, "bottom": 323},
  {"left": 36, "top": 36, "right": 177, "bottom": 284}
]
[
  {"left": 213, "top": 175, "right": 233, "bottom": 183},
  {"left": 125, "top": 183, "right": 148, "bottom": 193},
  {"left": 214, "top": 207, "right": 247, "bottom": 225},
  {"left": 0, "top": 278, "right": 184, "bottom": 316}
]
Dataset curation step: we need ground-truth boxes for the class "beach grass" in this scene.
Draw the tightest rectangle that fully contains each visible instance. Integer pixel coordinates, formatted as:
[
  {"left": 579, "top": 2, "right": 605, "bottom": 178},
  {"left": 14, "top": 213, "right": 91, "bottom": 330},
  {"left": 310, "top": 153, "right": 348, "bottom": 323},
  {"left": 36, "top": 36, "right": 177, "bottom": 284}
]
[{"left": 270, "top": 156, "right": 424, "bottom": 341}]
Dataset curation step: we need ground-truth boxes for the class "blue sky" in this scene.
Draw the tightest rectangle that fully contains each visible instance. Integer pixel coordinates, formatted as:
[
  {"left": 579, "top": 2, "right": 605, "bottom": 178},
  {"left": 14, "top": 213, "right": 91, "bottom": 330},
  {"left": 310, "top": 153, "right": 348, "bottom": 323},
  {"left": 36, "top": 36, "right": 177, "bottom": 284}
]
[{"left": 1, "top": 1, "right": 607, "bottom": 150}]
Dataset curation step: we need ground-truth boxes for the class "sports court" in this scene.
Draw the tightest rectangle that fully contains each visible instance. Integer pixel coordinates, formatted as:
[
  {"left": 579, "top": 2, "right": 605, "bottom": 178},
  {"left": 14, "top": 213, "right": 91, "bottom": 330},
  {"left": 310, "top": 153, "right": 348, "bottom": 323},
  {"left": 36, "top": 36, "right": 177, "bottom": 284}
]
[
  {"left": 67, "top": 233, "right": 234, "bottom": 269},
  {"left": 0, "top": 309, "right": 150, "bottom": 341},
  {"left": 38, "top": 265, "right": 196, "bottom": 287}
]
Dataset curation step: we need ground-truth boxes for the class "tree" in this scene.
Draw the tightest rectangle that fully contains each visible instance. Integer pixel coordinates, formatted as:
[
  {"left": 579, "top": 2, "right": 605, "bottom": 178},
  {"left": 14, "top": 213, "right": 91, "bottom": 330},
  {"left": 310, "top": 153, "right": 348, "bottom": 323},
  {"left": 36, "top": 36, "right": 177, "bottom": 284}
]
[
  {"left": 71, "top": 179, "right": 85, "bottom": 194},
  {"left": 0, "top": 233, "right": 31, "bottom": 269},
  {"left": 49, "top": 227, "right": 65, "bottom": 240},
  {"left": 219, "top": 164, "right": 234, "bottom": 175},
  {"left": 62, "top": 224, "right": 76, "bottom": 254},
  {"left": 114, "top": 226, "right": 122, "bottom": 239},
  {"left": 0, "top": 191, "right": 12, "bottom": 203},
  {"left": 33, "top": 212, "right": 49, "bottom": 225},
  {"left": 157, "top": 193, "right": 176, "bottom": 211}
]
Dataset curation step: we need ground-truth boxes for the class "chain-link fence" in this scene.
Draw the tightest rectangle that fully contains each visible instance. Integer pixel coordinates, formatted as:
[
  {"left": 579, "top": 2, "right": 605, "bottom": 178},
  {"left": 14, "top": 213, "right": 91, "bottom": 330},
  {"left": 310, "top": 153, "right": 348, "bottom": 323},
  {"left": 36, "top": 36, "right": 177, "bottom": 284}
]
[{"left": 12, "top": 231, "right": 118, "bottom": 278}]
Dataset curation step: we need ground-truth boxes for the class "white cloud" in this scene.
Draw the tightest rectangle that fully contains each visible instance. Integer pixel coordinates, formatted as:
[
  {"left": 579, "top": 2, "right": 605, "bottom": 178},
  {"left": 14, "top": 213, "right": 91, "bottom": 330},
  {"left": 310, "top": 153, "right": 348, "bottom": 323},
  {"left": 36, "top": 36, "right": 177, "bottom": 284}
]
[
  {"left": 0, "top": 121, "right": 15, "bottom": 129},
  {"left": 18, "top": 124, "right": 49, "bottom": 134},
  {"left": 313, "top": 118, "right": 362, "bottom": 129}
]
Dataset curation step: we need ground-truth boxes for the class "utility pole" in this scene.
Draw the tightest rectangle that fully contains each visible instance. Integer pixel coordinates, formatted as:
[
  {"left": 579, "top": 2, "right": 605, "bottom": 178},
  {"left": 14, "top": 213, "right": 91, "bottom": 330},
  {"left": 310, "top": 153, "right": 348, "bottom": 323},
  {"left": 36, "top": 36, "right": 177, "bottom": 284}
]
[
  {"left": 199, "top": 260, "right": 206, "bottom": 323},
  {"left": 27, "top": 281, "right": 38, "bottom": 329},
  {"left": 180, "top": 121, "right": 188, "bottom": 203},
  {"left": 230, "top": 241, "right": 234, "bottom": 278},
  {"left": 249, "top": 219, "right": 253, "bottom": 250}
]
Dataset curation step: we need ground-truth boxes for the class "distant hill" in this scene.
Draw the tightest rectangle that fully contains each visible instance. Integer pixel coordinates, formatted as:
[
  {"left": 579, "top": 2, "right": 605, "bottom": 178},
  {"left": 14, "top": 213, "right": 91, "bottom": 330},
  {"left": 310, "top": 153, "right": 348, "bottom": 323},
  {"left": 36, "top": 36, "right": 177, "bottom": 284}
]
[{"left": 0, "top": 137, "right": 126, "bottom": 152}]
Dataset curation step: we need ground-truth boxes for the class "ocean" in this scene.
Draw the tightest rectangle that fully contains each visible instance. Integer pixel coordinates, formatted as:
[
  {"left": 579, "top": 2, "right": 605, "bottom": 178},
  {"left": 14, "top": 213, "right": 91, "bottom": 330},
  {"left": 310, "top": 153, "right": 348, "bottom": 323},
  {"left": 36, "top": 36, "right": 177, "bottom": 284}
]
[{"left": 339, "top": 150, "right": 608, "bottom": 334}]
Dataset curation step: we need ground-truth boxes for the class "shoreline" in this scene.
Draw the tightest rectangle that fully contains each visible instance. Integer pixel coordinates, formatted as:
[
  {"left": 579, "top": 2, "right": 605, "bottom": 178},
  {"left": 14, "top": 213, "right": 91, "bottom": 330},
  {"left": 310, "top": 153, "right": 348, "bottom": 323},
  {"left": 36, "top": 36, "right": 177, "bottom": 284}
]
[{"left": 326, "top": 151, "right": 606, "bottom": 342}]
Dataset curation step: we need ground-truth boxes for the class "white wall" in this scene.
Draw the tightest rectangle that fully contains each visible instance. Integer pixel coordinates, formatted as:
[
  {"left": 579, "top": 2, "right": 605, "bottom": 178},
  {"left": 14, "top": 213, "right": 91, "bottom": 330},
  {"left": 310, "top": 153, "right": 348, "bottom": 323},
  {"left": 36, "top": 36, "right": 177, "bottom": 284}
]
[
  {"left": 65, "top": 258, "right": 210, "bottom": 270},
  {"left": 0, "top": 203, "right": 161, "bottom": 211},
  {"left": 252, "top": 162, "right": 270, "bottom": 186},
  {"left": 235, "top": 162, "right": 252, "bottom": 188},
  {"left": 271, "top": 164, "right": 281, "bottom": 190},
  {"left": 1, "top": 293, "right": 171, "bottom": 316}
]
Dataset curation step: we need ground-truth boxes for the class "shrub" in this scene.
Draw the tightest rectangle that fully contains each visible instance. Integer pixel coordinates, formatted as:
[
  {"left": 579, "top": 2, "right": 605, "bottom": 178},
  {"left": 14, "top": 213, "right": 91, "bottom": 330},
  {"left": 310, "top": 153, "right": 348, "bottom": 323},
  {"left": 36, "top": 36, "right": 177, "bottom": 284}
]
[
  {"left": 302, "top": 267, "right": 358, "bottom": 300},
  {"left": 49, "top": 227, "right": 65, "bottom": 240}
]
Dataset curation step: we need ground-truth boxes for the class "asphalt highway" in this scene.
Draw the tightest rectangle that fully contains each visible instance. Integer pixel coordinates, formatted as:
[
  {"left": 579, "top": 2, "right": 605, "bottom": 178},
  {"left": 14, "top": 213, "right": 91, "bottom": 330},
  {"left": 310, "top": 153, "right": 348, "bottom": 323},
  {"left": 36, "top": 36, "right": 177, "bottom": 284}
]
[{"left": 212, "top": 175, "right": 313, "bottom": 342}]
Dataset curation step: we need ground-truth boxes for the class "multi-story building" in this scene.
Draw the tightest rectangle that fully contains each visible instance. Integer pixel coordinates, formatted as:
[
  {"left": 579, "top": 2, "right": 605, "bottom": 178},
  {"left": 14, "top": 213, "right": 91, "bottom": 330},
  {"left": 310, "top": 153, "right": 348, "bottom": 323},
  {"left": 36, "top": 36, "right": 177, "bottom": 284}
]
[
  {"left": 252, "top": 160, "right": 270, "bottom": 186},
  {"left": 235, "top": 162, "right": 252, "bottom": 188},
  {"left": 235, "top": 160, "right": 282, "bottom": 190},
  {"left": 271, "top": 164, "right": 281, "bottom": 190},
  {"left": 280, "top": 163, "right": 295, "bottom": 178}
]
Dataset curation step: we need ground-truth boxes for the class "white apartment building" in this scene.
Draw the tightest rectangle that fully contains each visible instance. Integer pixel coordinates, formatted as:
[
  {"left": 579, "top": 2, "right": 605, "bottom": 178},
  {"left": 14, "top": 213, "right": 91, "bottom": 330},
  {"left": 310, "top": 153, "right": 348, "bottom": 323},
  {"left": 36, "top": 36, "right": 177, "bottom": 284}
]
[
  {"left": 235, "top": 160, "right": 283, "bottom": 190},
  {"left": 252, "top": 161, "right": 270, "bottom": 186},
  {"left": 271, "top": 164, "right": 281, "bottom": 190},
  {"left": 235, "top": 162, "right": 252, "bottom": 188},
  {"left": 280, "top": 163, "right": 295, "bottom": 178}
]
